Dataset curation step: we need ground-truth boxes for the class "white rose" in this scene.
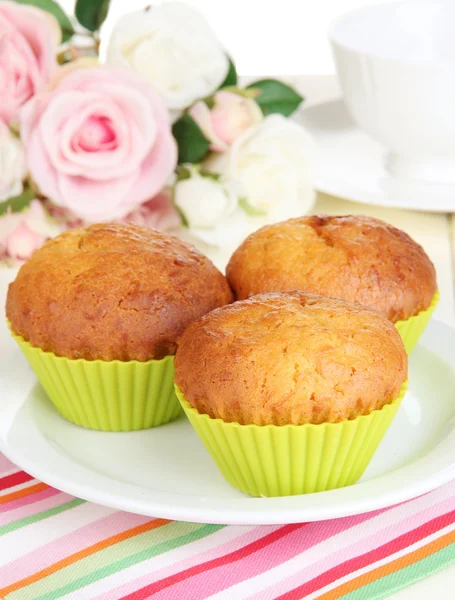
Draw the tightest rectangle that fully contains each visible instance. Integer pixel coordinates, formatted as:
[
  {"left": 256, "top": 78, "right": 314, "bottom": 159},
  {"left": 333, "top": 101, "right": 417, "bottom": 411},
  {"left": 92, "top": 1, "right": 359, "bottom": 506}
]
[
  {"left": 105, "top": 2, "right": 229, "bottom": 113},
  {"left": 208, "top": 114, "right": 316, "bottom": 222},
  {"left": 173, "top": 165, "right": 247, "bottom": 248},
  {"left": 0, "top": 122, "right": 26, "bottom": 202}
]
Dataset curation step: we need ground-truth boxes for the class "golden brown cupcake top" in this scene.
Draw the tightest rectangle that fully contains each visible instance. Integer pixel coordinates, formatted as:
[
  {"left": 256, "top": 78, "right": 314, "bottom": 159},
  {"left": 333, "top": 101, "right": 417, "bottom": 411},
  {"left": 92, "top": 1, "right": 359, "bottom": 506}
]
[
  {"left": 6, "top": 223, "right": 233, "bottom": 361},
  {"left": 174, "top": 291, "right": 408, "bottom": 426},
  {"left": 226, "top": 215, "right": 437, "bottom": 322}
]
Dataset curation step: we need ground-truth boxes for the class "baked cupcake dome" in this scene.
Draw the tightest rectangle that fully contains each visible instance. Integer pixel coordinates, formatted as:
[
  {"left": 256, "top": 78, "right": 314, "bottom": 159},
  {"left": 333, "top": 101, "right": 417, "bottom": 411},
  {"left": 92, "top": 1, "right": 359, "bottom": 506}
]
[
  {"left": 226, "top": 215, "right": 437, "bottom": 323},
  {"left": 175, "top": 291, "right": 408, "bottom": 426},
  {"left": 7, "top": 223, "right": 233, "bottom": 361}
]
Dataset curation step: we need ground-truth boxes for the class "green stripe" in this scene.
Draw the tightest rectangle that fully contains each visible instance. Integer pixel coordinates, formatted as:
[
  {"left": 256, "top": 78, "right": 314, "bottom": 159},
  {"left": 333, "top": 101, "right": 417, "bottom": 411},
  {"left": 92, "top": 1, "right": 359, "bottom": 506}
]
[
  {"left": 0, "top": 499, "right": 85, "bottom": 536},
  {"left": 342, "top": 542, "right": 455, "bottom": 600},
  {"left": 11, "top": 521, "right": 199, "bottom": 600},
  {"left": 12, "top": 522, "right": 225, "bottom": 600}
]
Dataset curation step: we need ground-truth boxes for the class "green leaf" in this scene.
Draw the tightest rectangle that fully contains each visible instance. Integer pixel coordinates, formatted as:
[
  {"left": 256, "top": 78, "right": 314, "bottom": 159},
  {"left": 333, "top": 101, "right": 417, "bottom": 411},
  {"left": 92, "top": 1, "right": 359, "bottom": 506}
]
[
  {"left": 219, "top": 57, "right": 237, "bottom": 89},
  {"left": 15, "top": 0, "right": 74, "bottom": 43},
  {"left": 221, "top": 86, "right": 259, "bottom": 99},
  {"left": 0, "top": 189, "right": 35, "bottom": 217},
  {"left": 175, "top": 165, "right": 193, "bottom": 182},
  {"left": 239, "top": 197, "right": 267, "bottom": 217},
  {"left": 204, "top": 96, "right": 215, "bottom": 110},
  {"left": 172, "top": 115, "right": 210, "bottom": 164},
  {"left": 171, "top": 187, "right": 189, "bottom": 227},
  {"left": 75, "top": 0, "right": 110, "bottom": 32},
  {"left": 246, "top": 79, "right": 304, "bottom": 116},
  {"left": 172, "top": 200, "right": 189, "bottom": 228},
  {"left": 199, "top": 169, "right": 220, "bottom": 182}
]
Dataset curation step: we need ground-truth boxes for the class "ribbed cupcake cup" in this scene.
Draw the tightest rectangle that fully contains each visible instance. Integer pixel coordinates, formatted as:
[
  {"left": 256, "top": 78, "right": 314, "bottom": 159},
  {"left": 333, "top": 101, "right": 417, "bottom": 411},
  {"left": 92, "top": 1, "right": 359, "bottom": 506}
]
[
  {"left": 176, "top": 382, "right": 408, "bottom": 497},
  {"left": 395, "top": 291, "right": 439, "bottom": 354},
  {"left": 12, "top": 331, "right": 181, "bottom": 431}
]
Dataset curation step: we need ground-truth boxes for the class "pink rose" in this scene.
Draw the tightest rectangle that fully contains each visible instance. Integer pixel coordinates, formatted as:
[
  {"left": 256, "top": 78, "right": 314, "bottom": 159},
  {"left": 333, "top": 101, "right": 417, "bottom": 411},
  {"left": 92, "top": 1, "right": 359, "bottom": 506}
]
[
  {"left": 47, "top": 189, "right": 180, "bottom": 233},
  {"left": 123, "top": 190, "right": 180, "bottom": 231},
  {"left": 20, "top": 67, "right": 178, "bottom": 222},
  {"left": 0, "top": 2, "right": 59, "bottom": 124},
  {"left": 189, "top": 91, "right": 263, "bottom": 152},
  {"left": 0, "top": 121, "right": 26, "bottom": 201},
  {"left": 44, "top": 202, "right": 84, "bottom": 231},
  {"left": 46, "top": 57, "right": 99, "bottom": 92},
  {"left": 0, "top": 200, "right": 60, "bottom": 262}
]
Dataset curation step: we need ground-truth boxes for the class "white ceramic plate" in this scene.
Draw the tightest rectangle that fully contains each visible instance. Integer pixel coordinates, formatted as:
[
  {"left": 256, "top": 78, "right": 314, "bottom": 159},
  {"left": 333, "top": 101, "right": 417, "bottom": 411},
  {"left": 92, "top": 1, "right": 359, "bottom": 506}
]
[
  {"left": 297, "top": 99, "right": 455, "bottom": 212},
  {"left": 1, "top": 319, "right": 455, "bottom": 525}
]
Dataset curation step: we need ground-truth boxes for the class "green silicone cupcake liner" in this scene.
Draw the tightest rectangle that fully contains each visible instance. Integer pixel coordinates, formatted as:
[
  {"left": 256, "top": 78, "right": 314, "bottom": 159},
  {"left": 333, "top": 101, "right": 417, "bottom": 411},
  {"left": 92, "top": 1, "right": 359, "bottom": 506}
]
[
  {"left": 395, "top": 291, "right": 439, "bottom": 354},
  {"left": 12, "top": 331, "right": 181, "bottom": 431},
  {"left": 176, "top": 382, "right": 408, "bottom": 497}
]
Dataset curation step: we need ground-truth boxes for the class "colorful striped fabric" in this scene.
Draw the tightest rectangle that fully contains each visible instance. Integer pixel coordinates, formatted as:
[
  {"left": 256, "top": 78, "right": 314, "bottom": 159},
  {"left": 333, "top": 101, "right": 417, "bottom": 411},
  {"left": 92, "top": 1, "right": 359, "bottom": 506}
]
[{"left": 1, "top": 453, "right": 455, "bottom": 600}]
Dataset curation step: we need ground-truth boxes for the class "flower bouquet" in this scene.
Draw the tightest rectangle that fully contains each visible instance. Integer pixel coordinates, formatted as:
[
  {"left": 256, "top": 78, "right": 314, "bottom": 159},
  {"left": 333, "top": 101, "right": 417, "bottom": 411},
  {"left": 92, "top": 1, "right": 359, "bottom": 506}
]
[{"left": 0, "top": 0, "right": 316, "bottom": 268}]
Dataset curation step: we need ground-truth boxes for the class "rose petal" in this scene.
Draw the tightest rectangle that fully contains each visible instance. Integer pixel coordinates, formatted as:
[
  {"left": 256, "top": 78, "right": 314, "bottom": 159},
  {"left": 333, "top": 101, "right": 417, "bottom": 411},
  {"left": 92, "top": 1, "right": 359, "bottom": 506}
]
[
  {"left": 189, "top": 101, "right": 227, "bottom": 152},
  {"left": 189, "top": 207, "right": 248, "bottom": 247},
  {"left": 6, "top": 222, "right": 44, "bottom": 260},
  {"left": 40, "top": 93, "right": 132, "bottom": 178},
  {"left": 126, "top": 125, "right": 178, "bottom": 208},
  {"left": 0, "top": 4, "right": 59, "bottom": 79},
  {"left": 0, "top": 3, "right": 58, "bottom": 122},
  {"left": 0, "top": 211, "right": 24, "bottom": 240},
  {"left": 21, "top": 66, "right": 178, "bottom": 222},
  {"left": 105, "top": 4, "right": 229, "bottom": 111},
  {"left": 56, "top": 68, "right": 171, "bottom": 124},
  {"left": 24, "top": 200, "right": 61, "bottom": 238},
  {"left": 26, "top": 128, "right": 62, "bottom": 204},
  {"left": 20, "top": 90, "right": 54, "bottom": 143},
  {"left": 38, "top": 85, "right": 159, "bottom": 179},
  {"left": 57, "top": 171, "right": 138, "bottom": 222}
]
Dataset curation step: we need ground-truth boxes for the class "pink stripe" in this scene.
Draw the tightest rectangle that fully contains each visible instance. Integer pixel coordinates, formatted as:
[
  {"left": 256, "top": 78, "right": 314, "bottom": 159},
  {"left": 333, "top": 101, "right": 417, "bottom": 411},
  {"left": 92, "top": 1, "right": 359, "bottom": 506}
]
[
  {"left": 91, "top": 526, "right": 282, "bottom": 600},
  {"left": 0, "top": 492, "right": 72, "bottom": 525},
  {"left": 96, "top": 510, "right": 385, "bottom": 600},
  {"left": 0, "top": 486, "right": 59, "bottom": 513},
  {"left": 148, "top": 525, "right": 338, "bottom": 600},
  {"left": 250, "top": 494, "right": 455, "bottom": 600},
  {"left": 0, "top": 455, "right": 17, "bottom": 475},
  {"left": 107, "top": 488, "right": 455, "bottom": 600},
  {"left": 150, "top": 495, "right": 455, "bottom": 600},
  {"left": 0, "top": 511, "right": 153, "bottom": 587}
]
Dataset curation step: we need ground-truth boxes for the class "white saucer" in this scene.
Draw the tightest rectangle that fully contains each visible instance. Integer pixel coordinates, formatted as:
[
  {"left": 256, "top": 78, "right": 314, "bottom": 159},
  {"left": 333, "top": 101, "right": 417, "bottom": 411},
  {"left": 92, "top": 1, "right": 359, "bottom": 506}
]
[
  {"left": 297, "top": 99, "right": 455, "bottom": 212},
  {"left": 1, "top": 319, "right": 455, "bottom": 525}
]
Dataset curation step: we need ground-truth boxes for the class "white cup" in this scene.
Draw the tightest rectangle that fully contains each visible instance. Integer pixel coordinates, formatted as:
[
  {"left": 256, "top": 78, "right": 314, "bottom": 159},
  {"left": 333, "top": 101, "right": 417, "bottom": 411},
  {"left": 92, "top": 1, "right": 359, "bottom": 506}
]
[{"left": 330, "top": 0, "right": 455, "bottom": 184}]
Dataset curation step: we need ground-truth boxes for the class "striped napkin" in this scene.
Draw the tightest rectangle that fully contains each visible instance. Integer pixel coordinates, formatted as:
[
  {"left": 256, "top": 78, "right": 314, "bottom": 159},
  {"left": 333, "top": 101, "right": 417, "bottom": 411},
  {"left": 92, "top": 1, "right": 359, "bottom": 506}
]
[{"left": 1, "top": 452, "right": 455, "bottom": 600}]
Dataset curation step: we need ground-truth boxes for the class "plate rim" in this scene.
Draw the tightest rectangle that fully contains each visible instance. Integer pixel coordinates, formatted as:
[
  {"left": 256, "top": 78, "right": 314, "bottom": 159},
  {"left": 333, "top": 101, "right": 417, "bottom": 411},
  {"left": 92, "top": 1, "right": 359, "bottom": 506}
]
[{"left": 1, "top": 319, "right": 455, "bottom": 525}]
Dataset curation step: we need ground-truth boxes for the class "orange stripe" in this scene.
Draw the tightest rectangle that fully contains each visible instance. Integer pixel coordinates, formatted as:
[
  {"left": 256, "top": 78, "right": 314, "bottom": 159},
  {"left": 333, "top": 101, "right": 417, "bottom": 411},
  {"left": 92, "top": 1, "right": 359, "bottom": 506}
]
[
  {"left": 0, "top": 518, "right": 170, "bottom": 596},
  {"left": 0, "top": 482, "right": 48, "bottom": 504},
  {"left": 316, "top": 528, "right": 455, "bottom": 600}
]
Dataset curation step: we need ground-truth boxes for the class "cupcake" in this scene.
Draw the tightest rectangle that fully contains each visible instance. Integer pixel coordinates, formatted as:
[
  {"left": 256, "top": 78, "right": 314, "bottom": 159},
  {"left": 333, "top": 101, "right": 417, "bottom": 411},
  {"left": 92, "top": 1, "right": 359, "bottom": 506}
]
[
  {"left": 175, "top": 291, "right": 408, "bottom": 497},
  {"left": 227, "top": 215, "right": 438, "bottom": 353},
  {"left": 6, "top": 222, "right": 233, "bottom": 431}
]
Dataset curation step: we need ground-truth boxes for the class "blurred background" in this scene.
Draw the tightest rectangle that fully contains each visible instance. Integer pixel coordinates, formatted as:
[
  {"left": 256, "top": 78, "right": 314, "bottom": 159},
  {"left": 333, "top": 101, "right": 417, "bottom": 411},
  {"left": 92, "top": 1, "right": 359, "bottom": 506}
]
[{"left": 59, "top": 0, "right": 397, "bottom": 75}]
